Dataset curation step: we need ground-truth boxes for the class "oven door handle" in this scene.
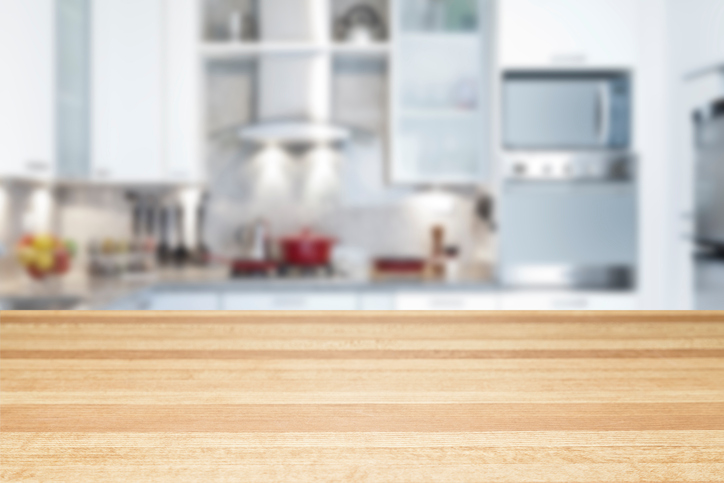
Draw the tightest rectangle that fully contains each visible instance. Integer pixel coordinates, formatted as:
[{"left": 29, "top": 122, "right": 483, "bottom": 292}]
[{"left": 597, "top": 83, "right": 612, "bottom": 146}]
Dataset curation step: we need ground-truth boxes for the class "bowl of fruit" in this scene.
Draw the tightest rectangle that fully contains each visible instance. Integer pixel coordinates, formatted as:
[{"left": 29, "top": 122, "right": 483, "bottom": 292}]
[{"left": 15, "top": 234, "right": 77, "bottom": 280}]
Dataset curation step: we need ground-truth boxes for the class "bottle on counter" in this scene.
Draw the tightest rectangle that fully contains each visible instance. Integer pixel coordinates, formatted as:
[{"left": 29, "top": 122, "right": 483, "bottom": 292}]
[
  {"left": 428, "top": 224, "right": 446, "bottom": 281},
  {"left": 143, "top": 203, "right": 157, "bottom": 271},
  {"left": 193, "top": 198, "right": 211, "bottom": 266},
  {"left": 128, "top": 204, "right": 146, "bottom": 273},
  {"left": 156, "top": 207, "right": 171, "bottom": 266},
  {"left": 172, "top": 204, "right": 189, "bottom": 267}
]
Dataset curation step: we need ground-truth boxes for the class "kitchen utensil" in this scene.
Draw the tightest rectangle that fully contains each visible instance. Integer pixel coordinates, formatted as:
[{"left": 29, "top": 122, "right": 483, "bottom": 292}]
[
  {"left": 236, "top": 219, "right": 270, "bottom": 261},
  {"left": 156, "top": 207, "right": 171, "bottom": 266},
  {"left": 279, "top": 228, "right": 335, "bottom": 267},
  {"left": 172, "top": 205, "right": 189, "bottom": 267},
  {"left": 228, "top": 11, "right": 242, "bottom": 41},
  {"left": 193, "top": 197, "right": 211, "bottom": 266},
  {"left": 335, "top": 4, "right": 386, "bottom": 43}
]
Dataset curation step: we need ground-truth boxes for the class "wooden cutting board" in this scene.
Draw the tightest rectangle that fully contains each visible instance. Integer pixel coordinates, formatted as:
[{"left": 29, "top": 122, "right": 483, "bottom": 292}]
[{"left": 2, "top": 311, "right": 724, "bottom": 482}]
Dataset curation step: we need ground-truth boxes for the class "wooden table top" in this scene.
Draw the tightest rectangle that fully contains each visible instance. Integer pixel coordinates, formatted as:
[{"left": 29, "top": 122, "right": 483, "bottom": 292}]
[{"left": 2, "top": 311, "right": 724, "bottom": 482}]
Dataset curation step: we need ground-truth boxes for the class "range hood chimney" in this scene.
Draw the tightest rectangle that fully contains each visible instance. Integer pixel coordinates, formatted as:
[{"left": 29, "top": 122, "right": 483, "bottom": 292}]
[{"left": 239, "top": 1, "right": 350, "bottom": 147}]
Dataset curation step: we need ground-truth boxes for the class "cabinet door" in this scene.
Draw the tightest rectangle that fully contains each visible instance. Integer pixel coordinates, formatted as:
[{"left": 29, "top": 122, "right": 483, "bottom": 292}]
[
  {"left": 499, "top": 0, "right": 639, "bottom": 68},
  {"left": 163, "top": 0, "right": 202, "bottom": 183},
  {"left": 91, "top": 0, "right": 164, "bottom": 182},
  {"left": 500, "top": 292, "right": 638, "bottom": 311},
  {"left": 395, "top": 292, "right": 499, "bottom": 311},
  {"left": 57, "top": 0, "right": 91, "bottom": 179},
  {"left": 147, "top": 291, "right": 221, "bottom": 310},
  {"left": 670, "top": 0, "right": 724, "bottom": 76},
  {"left": 222, "top": 292, "right": 360, "bottom": 311},
  {"left": 391, "top": 0, "right": 492, "bottom": 185},
  {"left": 359, "top": 293, "right": 395, "bottom": 311},
  {"left": 0, "top": 0, "right": 55, "bottom": 180}
]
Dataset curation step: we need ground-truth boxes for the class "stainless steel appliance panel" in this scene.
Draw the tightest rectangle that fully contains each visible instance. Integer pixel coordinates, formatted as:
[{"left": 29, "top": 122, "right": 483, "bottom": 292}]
[
  {"left": 500, "top": 180, "right": 637, "bottom": 289},
  {"left": 695, "top": 99, "right": 724, "bottom": 249},
  {"left": 503, "top": 72, "right": 631, "bottom": 150}
]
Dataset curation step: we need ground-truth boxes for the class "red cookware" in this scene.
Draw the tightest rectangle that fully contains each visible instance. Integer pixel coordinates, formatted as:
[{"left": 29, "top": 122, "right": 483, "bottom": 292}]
[{"left": 280, "top": 229, "right": 335, "bottom": 267}]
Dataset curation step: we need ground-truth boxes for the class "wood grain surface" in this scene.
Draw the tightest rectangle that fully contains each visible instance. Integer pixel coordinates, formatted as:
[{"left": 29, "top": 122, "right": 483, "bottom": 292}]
[{"left": 2, "top": 311, "right": 724, "bottom": 482}]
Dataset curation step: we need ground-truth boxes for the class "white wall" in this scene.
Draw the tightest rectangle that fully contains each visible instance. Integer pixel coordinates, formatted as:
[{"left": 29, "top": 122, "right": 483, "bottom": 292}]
[{"left": 636, "top": 0, "right": 671, "bottom": 309}]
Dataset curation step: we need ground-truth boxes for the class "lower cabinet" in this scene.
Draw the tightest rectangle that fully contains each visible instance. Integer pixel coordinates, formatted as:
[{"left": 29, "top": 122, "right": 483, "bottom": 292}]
[
  {"left": 359, "top": 293, "right": 396, "bottom": 311},
  {"left": 499, "top": 293, "right": 638, "bottom": 311},
  {"left": 395, "top": 292, "right": 499, "bottom": 311},
  {"left": 108, "top": 287, "right": 639, "bottom": 311},
  {"left": 221, "top": 292, "right": 360, "bottom": 311},
  {"left": 147, "top": 291, "right": 221, "bottom": 310}
]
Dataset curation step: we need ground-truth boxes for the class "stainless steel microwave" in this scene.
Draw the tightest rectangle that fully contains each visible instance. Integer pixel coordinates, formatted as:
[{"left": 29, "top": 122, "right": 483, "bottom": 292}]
[{"left": 503, "top": 71, "right": 632, "bottom": 150}]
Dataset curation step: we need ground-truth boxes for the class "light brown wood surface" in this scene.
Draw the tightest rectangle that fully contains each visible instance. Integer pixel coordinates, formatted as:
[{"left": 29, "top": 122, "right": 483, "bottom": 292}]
[{"left": 2, "top": 311, "right": 724, "bottom": 482}]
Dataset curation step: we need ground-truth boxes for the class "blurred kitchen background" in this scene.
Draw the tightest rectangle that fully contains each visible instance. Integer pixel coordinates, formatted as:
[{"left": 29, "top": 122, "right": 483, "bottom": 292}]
[{"left": 0, "top": 0, "right": 722, "bottom": 310}]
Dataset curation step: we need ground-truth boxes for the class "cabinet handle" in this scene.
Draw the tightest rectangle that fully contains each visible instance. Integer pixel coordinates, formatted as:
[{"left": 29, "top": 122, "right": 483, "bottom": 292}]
[{"left": 25, "top": 160, "right": 49, "bottom": 171}]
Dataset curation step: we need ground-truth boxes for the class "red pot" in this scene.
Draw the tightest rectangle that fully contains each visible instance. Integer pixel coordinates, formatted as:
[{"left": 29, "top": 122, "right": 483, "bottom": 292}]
[{"left": 280, "top": 229, "right": 335, "bottom": 267}]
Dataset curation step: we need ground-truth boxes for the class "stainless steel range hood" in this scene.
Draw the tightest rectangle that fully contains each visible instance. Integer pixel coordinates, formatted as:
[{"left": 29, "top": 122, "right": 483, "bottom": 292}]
[
  {"left": 239, "top": 120, "right": 350, "bottom": 145},
  {"left": 239, "top": 53, "right": 350, "bottom": 146}
]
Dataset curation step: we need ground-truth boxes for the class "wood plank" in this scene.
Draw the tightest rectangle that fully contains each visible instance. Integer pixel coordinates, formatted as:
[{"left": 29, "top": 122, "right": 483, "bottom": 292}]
[
  {"left": 2, "top": 311, "right": 724, "bottom": 482},
  {"left": 4, "top": 349, "right": 724, "bottom": 359},
  {"left": 4, "top": 403, "right": 724, "bottom": 432}
]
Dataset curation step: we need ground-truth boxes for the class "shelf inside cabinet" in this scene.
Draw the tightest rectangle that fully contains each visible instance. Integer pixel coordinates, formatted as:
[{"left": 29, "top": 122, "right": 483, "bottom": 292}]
[
  {"left": 202, "top": 42, "right": 390, "bottom": 60},
  {"left": 331, "top": 42, "right": 390, "bottom": 57},
  {"left": 397, "top": 32, "right": 479, "bottom": 45},
  {"left": 202, "top": 42, "right": 325, "bottom": 59},
  {"left": 399, "top": 108, "right": 479, "bottom": 119}
]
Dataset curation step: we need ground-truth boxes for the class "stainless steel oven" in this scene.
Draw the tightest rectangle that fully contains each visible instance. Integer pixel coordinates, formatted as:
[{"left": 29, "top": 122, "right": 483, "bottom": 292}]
[
  {"left": 499, "top": 71, "right": 637, "bottom": 290},
  {"left": 499, "top": 153, "right": 637, "bottom": 289}
]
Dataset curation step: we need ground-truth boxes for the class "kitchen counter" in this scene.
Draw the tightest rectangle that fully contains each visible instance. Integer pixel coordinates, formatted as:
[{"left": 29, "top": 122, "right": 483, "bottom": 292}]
[
  {"left": 1, "top": 266, "right": 501, "bottom": 310},
  {"left": 2, "top": 311, "right": 723, "bottom": 482}
]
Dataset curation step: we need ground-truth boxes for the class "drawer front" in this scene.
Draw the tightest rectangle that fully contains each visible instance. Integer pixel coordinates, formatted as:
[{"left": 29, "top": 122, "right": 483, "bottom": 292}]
[
  {"left": 359, "top": 293, "right": 395, "bottom": 311},
  {"left": 395, "top": 293, "right": 499, "bottom": 311},
  {"left": 147, "top": 292, "right": 221, "bottom": 311},
  {"left": 222, "top": 293, "right": 359, "bottom": 311},
  {"left": 500, "top": 293, "right": 638, "bottom": 311}
]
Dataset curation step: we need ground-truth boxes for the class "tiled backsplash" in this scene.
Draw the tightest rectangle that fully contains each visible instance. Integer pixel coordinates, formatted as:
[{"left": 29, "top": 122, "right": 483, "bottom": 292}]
[
  {"left": 0, "top": 144, "right": 492, "bottom": 280},
  {"left": 205, "top": 129, "right": 492, "bottom": 261}
]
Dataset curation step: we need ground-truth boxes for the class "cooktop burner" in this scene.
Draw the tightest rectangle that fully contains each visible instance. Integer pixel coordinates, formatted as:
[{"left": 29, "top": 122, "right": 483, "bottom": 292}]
[{"left": 230, "top": 260, "right": 335, "bottom": 279}]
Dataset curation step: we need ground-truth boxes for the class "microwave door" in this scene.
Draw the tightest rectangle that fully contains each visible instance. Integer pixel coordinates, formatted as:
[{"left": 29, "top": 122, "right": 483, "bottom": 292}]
[{"left": 504, "top": 80, "right": 606, "bottom": 149}]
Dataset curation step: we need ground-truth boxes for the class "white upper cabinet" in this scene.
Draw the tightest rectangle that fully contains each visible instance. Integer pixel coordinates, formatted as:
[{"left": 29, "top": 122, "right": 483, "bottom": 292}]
[
  {"left": 0, "top": 0, "right": 55, "bottom": 181},
  {"left": 499, "top": 0, "right": 639, "bottom": 69},
  {"left": 391, "top": 0, "right": 493, "bottom": 185},
  {"left": 91, "top": 0, "right": 201, "bottom": 183},
  {"left": 163, "top": 0, "right": 203, "bottom": 183},
  {"left": 91, "top": 0, "right": 165, "bottom": 182},
  {"left": 669, "top": 0, "right": 724, "bottom": 76}
]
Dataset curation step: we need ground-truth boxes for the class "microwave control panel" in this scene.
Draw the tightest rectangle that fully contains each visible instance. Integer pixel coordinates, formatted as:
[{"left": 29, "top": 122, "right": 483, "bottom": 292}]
[{"left": 504, "top": 153, "right": 635, "bottom": 182}]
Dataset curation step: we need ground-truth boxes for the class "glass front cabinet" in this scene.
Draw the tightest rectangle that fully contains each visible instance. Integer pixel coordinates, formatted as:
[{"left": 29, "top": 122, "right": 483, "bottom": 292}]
[{"left": 390, "top": 0, "right": 492, "bottom": 184}]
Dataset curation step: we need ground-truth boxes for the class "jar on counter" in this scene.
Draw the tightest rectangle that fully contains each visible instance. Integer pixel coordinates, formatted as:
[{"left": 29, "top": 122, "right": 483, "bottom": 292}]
[{"left": 444, "top": 246, "right": 461, "bottom": 283}]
